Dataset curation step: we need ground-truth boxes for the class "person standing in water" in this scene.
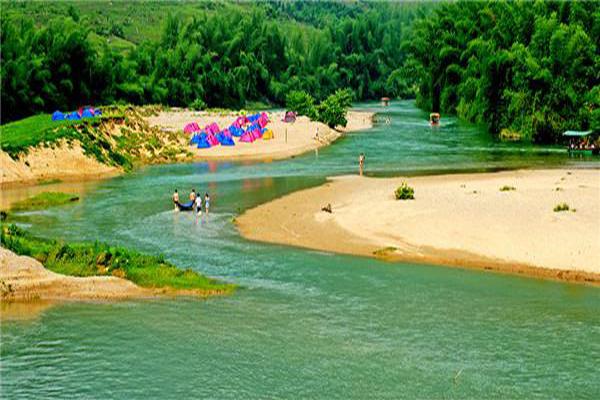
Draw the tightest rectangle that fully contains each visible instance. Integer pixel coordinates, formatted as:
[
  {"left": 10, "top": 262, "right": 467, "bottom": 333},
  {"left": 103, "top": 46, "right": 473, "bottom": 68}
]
[
  {"left": 359, "top": 153, "right": 365, "bottom": 176},
  {"left": 195, "top": 192, "right": 203, "bottom": 215},
  {"left": 190, "top": 189, "right": 196, "bottom": 204},
  {"left": 172, "top": 189, "right": 179, "bottom": 211},
  {"left": 204, "top": 192, "right": 210, "bottom": 214}
]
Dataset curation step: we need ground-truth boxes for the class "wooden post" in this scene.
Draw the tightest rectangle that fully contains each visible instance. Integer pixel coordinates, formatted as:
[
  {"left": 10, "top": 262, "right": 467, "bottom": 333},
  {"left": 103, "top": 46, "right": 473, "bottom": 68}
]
[{"left": 285, "top": 127, "right": 288, "bottom": 143}]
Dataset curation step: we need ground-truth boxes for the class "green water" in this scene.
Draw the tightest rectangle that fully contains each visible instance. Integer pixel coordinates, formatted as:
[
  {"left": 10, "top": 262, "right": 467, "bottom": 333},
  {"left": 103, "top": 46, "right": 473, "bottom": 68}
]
[{"left": 2, "top": 101, "right": 599, "bottom": 399}]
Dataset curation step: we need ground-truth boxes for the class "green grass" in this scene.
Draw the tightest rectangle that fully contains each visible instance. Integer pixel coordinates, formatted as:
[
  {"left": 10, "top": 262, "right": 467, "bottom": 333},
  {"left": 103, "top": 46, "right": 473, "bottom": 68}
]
[
  {"left": 0, "top": 111, "right": 133, "bottom": 170},
  {"left": 10, "top": 192, "right": 80, "bottom": 212},
  {"left": 553, "top": 203, "right": 570, "bottom": 212},
  {"left": 0, "top": 113, "right": 102, "bottom": 157},
  {"left": 1, "top": 224, "right": 234, "bottom": 293}
]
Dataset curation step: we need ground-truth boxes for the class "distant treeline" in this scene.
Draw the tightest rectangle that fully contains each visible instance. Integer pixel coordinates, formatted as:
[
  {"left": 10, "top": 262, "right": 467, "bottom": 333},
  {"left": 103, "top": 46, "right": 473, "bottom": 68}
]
[
  {"left": 1, "top": 1, "right": 598, "bottom": 143},
  {"left": 0, "top": 1, "right": 423, "bottom": 122}
]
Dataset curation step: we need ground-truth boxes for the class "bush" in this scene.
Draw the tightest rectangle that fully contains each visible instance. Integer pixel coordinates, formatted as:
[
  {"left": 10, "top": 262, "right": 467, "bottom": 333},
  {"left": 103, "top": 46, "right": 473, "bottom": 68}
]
[
  {"left": 189, "top": 98, "right": 207, "bottom": 111},
  {"left": 553, "top": 203, "right": 570, "bottom": 212},
  {"left": 285, "top": 90, "right": 317, "bottom": 119},
  {"left": 395, "top": 182, "right": 415, "bottom": 200},
  {"left": 316, "top": 89, "right": 353, "bottom": 128}
]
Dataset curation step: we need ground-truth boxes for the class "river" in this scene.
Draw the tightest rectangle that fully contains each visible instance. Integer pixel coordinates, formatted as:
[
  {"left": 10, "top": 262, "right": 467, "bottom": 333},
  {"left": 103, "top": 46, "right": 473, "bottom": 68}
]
[{"left": 2, "top": 101, "right": 599, "bottom": 399}]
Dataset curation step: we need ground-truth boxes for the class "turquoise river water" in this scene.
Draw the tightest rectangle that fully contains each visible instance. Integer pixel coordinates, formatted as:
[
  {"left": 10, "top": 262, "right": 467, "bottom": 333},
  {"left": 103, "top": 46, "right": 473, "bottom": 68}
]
[{"left": 2, "top": 101, "right": 599, "bottom": 399}]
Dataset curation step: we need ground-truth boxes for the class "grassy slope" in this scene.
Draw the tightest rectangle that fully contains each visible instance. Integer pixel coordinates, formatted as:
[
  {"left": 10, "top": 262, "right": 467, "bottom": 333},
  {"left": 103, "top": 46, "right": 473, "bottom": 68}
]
[
  {"left": 1, "top": 224, "right": 234, "bottom": 293},
  {"left": 9, "top": 192, "right": 79, "bottom": 211},
  {"left": 0, "top": 114, "right": 103, "bottom": 156}
]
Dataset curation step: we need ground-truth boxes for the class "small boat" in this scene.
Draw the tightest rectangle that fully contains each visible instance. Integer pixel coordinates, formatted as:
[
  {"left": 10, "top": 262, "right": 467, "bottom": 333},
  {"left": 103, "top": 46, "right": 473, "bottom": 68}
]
[
  {"left": 429, "top": 112, "right": 440, "bottom": 126},
  {"left": 177, "top": 201, "right": 195, "bottom": 211}
]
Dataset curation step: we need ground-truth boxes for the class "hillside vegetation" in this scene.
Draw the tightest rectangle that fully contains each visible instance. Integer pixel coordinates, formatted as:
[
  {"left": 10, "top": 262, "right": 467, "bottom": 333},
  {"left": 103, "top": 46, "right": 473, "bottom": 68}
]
[
  {"left": 1, "top": 1, "right": 598, "bottom": 143},
  {"left": 405, "top": 1, "right": 599, "bottom": 142},
  {"left": 1, "top": 1, "right": 424, "bottom": 121}
]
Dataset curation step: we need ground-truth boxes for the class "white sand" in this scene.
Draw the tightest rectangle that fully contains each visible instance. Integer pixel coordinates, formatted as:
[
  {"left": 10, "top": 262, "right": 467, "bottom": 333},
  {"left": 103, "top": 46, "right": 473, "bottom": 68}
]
[
  {"left": 238, "top": 169, "right": 600, "bottom": 283},
  {"left": 146, "top": 110, "right": 373, "bottom": 161}
]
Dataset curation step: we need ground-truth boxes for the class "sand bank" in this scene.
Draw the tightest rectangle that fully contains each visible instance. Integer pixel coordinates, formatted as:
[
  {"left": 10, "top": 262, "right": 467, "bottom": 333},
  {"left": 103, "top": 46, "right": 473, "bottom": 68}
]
[
  {"left": 238, "top": 169, "right": 600, "bottom": 284},
  {"left": 146, "top": 110, "right": 373, "bottom": 161},
  {"left": 0, "top": 248, "right": 226, "bottom": 303},
  {"left": 0, "top": 139, "right": 120, "bottom": 188}
]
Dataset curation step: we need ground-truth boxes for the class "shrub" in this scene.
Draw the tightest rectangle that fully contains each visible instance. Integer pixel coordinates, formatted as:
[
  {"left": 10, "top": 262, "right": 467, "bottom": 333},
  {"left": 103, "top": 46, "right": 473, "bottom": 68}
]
[
  {"left": 499, "top": 185, "right": 516, "bottom": 191},
  {"left": 190, "top": 98, "right": 207, "bottom": 111},
  {"left": 553, "top": 203, "right": 570, "bottom": 212},
  {"left": 285, "top": 90, "right": 317, "bottom": 119},
  {"left": 395, "top": 182, "right": 415, "bottom": 200},
  {"left": 316, "top": 89, "right": 353, "bottom": 128}
]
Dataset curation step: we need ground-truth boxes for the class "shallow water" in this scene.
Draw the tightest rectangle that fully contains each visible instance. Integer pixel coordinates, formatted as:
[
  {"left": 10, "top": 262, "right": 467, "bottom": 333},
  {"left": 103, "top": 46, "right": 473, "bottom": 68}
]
[{"left": 2, "top": 101, "right": 599, "bottom": 399}]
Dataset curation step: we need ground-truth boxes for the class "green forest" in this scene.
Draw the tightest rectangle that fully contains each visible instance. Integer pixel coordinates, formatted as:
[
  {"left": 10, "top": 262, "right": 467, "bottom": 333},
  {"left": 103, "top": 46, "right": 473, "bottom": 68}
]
[{"left": 1, "top": 0, "right": 598, "bottom": 143}]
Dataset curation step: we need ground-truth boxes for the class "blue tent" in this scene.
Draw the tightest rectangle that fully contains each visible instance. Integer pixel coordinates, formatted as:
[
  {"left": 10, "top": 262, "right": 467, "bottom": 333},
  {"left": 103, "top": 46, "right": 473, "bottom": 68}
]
[
  {"left": 95, "top": 109, "right": 102, "bottom": 116},
  {"left": 197, "top": 133, "right": 211, "bottom": 148},
  {"left": 229, "top": 126, "right": 244, "bottom": 137},
  {"left": 197, "top": 139, "right": 211, "bottom": 148},
  {"left": 216, "top": 133, "right": 235, "bottom": 146},
  {"left": 67, "top": 112, "right": 81, "bottom": 120},
  {"left": 82, "top": 109, "right": 94, "bottom": 118},
  {"left": 52, "top": 111, "right": 65, "bottom": 121}
]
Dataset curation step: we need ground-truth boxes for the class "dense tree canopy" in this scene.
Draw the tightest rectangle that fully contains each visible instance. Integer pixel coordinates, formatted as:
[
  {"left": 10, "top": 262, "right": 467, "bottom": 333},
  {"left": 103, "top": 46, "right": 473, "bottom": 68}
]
[
  {"left": 1, "top": 1, "right": 423, "bottom": 123},
  {"left": 2, "top": 1, "right": 598, "bottom": 144},
  {"left": 405, "top": 1, "right": 600, "bottom": 142}
]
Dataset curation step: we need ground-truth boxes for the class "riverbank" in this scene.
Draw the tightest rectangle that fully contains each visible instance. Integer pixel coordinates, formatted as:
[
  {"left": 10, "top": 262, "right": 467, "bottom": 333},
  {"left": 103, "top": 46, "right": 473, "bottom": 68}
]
[
  {"left": 146, "top": 110, "right": 373, "bottom": 161},
  {"left": 1, "top": 108, "right": 373, "bottom": 188},
  {"left": 237, "top": 169, "right": 600, "bottom": 284},
  {"left": 0, "top": 225, "right": 234, "bottom": 302}
]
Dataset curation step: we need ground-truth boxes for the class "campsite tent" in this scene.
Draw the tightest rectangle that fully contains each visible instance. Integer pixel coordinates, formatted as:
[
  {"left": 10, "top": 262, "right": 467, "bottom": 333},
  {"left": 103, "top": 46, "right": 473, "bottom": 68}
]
[
  {"left": 52, "top": 111, "right": 65, "bottom": 121},
  {"left": 82, "top": 109, "right": 94, "bottom": 118},
  {"left": 240, "top": 131, "right": 254, "bottom": 142},
  {"left": 229, "top": 126, "right": 244, "bottom": 137},
  {"left": 67, "top": 112, "right": 81, "bottom": 120},
  {"left": 184, "top": 122, "right": 200, "bottom": 134},
  {"left": 283, "top": 111, "right": 297, "bottom": 123},
  {"left": 216, "top": 132, "right": 235, "bottom": 146},
  {"left": 263, "top": 129, "right": 274, "bottom": 140}
]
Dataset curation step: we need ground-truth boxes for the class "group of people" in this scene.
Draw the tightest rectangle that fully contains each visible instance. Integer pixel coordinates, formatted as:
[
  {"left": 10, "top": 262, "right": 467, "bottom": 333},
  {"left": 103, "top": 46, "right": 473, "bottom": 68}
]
[
  {"left": 569, "top": 138, "right": 597, "bottom": 150},
  {"left": 172, "top": 189, "right": 210, "bottom": 215}
]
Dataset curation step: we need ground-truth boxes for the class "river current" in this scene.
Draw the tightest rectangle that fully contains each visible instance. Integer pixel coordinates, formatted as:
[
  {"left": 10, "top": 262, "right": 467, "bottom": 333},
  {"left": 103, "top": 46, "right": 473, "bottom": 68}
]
[{"left": 2, "top": 101, "right": 599, "bottom": 399}]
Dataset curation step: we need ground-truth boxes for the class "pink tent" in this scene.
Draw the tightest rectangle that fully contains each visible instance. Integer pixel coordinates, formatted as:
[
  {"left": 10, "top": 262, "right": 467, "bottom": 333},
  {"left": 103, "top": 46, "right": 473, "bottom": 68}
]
[
  {"left": 239, "top": 132, "right": 254, "bottom": 142},
  {"left": 235, "top": 116, "right": 249, "bottom": 127},
  {"left": 222, "top": 128, "right": 232, "bottom": 137},
  {"left": 204, "top": 124, "right": 219, "bottom": 135},
  {"left": 184, "top": 122, "right": 200, "bottom": 134},
  {"left": 251, "top": 128, "right": 262, "bottom": 140},
  {"left": 206, "top": 133, "right": 219, "bottom": 146}
]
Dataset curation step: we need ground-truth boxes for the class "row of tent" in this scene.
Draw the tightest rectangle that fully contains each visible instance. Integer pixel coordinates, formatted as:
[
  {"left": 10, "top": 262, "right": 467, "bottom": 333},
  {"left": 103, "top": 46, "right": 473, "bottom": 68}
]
[
  {"left": 52, "top": 107, "right": 102, "bottom": 121},
  {"left": 185, "top": 112, "right": 273, "bottom": 149}
]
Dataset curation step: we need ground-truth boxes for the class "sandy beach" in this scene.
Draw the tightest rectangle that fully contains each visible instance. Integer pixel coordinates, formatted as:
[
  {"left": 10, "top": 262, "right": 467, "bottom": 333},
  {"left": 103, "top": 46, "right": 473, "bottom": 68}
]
[
  {"left": 238, "top": 169, "right": 600, "bottom": 284},
  {"left": 146, "top": 110, "right": 373, "bottom": 161}
]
